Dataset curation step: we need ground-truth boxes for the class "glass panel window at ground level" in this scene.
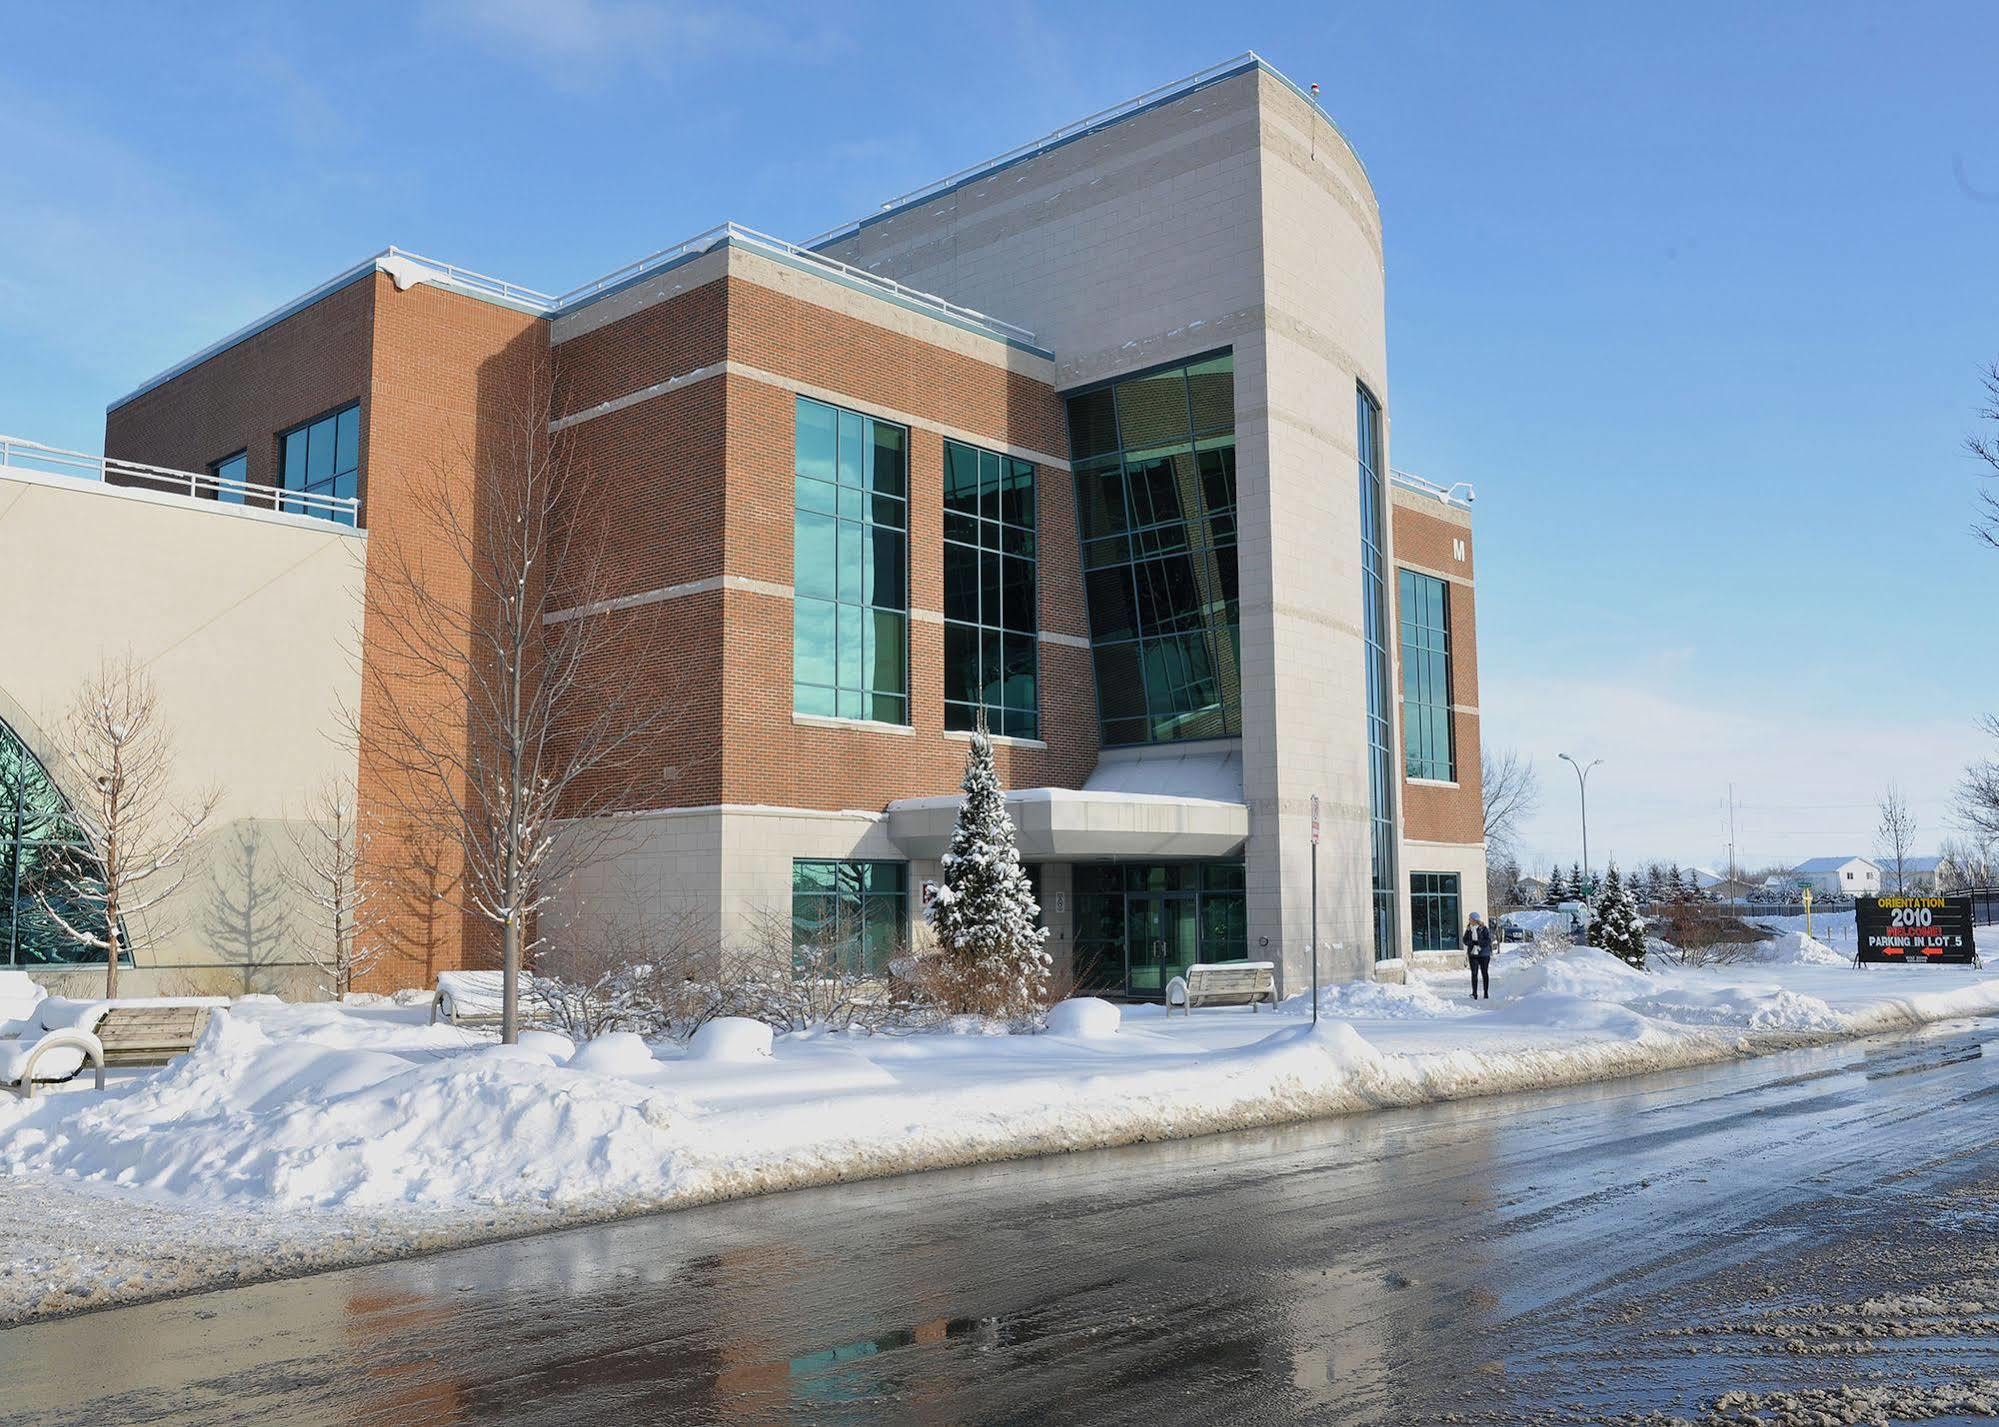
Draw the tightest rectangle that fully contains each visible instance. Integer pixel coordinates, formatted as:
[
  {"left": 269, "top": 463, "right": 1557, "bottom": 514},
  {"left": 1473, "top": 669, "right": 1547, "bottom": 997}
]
[
  {"left": 1410, "top": 872, "right": 1462, "bottom": 953},
  {"left": 791, "top": 860, "right": 907, "bottom": 977},
  {"left": 1066, "top": 351, "right": 1240, "bottom": 747},
  {"left": 1398, "top": 568, "right": 1454, "bottom": 782},
  {"left": 793, "top": 396, "right": 909, "bottom": 724},
  {"left": 943, "top": 439, "right": 1038, "bottom": 738},
  {"left": 278, "top": 403, "right": 360, "bottom": 526}
]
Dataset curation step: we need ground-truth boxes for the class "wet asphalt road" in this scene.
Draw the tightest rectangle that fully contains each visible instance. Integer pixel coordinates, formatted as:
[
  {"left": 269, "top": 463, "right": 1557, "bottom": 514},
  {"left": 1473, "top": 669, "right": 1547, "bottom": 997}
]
[{"left": 9, "top": 1020, "right": 1999, "bottom": 1426}]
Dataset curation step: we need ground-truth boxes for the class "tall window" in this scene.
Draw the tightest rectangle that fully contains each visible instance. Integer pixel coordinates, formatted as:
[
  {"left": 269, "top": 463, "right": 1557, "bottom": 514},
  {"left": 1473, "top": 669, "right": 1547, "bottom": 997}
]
[
  {"left": 1409, "top": 872, "right": 1461, "bottom": 952},
  {"left": 210, "top": 450, "right": 249, "bottom": 507},
  {"left": 793, "top": 396, "right": 908, "bottom": 724},
  {"left": 943, "top": 440, "right": 1038, "bottom": 738},
  {"left": 278, "top": 403, "right": 360, "bottom": 526},
  {"left": 1398, "top": 569, "right": 1454, "bottom": 781},
  {"left": 1, "top": 718, "right": 117, "bottom": 967},
  {"left": 1066, "top": 352, "right": 1240, "bottom": 746},
  {"left": 791, "top": 860, "right": 907, "bottom": 976},
  {"left": 1358, "top": 384, "right": 1398, "bottom": 961}
]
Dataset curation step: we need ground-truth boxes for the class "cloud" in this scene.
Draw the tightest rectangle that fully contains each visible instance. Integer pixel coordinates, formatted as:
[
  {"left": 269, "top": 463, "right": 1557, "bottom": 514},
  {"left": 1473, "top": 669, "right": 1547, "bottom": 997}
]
[
  {"left": 424, "top": 0, "right": 842, "bottom": 90},
  {"left": 1481, "top": 656, "right": 1985, "bottom": 874}
]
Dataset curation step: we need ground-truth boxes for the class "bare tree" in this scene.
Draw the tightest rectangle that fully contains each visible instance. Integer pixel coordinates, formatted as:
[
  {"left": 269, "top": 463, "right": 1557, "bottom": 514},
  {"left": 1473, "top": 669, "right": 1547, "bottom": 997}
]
[
  {"left": 1971, "top": 363, "right": 1999, "bottom": 548},
  {"left": 287, "top": 780, "right": 379, "bottom": 999},
  {"left": 1481, "top": 747, "right": 1540, "bottom": 856},
  {"left": 356, "top": 347, "right": 690, "bottom": 1042},
  {"left": 39, "top": 655, "right": 221, "bottom": 996},
  {"left": 1875, "top": 784, "right": 1919, "bottom": 893}
]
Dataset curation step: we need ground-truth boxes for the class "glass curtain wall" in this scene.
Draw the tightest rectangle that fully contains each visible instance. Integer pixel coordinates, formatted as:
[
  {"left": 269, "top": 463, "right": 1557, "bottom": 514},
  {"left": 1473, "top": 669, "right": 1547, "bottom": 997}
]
[
  {"left": 943, "top": 440, "right": 1038, "bottom": 737},
  {"left": 793, "top": 396, "right": 909, "bottom": 724},
  {"left": 1065, "top": 353, "right": 1240, "bottom": 746},
  {"left": 1358, "top": 385, "right": 1398, "bottom": 961},
  {"left": 1398, "top": 569, "right": 1455, "bottom": 781},
  {"left": 1, "top": 718, "right": 116, "bottom": 966}
]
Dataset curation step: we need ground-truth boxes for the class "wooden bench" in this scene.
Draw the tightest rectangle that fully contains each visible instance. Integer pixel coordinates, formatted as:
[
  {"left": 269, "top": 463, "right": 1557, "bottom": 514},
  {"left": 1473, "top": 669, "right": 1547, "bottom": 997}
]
[
  {"left": 94, "top": 1005, "right": 217, "bottom": 1067},
  {"left": 430, "top": 970, "right": 508, "bottom": 1030},
  {"left": 1166, "top": 961, "right": 1278, "bottom": 1015}
]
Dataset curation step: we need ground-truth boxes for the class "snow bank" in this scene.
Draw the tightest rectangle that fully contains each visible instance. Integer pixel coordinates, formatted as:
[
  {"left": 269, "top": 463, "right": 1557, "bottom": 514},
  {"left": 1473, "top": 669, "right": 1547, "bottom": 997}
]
[
  {"left": 0, "top": 1012, "right": 687, "bottom": 1211},
  {"left": 569, "top": 1032, "right": 656, "bottom": 1077},
  {"left": 1276, "top": 977, "right": 1472, "bottom": 1021},
  {"left": 686, "top": 1017, "right": 773, "bottom": 1063},
  {"left": 1754, "top": 929, "right": 1850, "bottom": 966},
  {"left": 1045, "top": 998, "right": 1121, "bottom": 1039}
]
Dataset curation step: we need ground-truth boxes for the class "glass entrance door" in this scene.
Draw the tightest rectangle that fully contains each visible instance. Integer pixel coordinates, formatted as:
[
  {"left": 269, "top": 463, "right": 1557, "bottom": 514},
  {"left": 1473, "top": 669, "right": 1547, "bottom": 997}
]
[{"left": 1125, "top": 893, "right": 1198, "bottom": 998}]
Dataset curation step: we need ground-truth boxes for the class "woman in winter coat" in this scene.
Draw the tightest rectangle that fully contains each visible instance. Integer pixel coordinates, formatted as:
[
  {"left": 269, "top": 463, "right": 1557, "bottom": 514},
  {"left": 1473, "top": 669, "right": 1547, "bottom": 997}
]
[{"left": 1462, "top": 912, "right": 1494, "bottom": 999}]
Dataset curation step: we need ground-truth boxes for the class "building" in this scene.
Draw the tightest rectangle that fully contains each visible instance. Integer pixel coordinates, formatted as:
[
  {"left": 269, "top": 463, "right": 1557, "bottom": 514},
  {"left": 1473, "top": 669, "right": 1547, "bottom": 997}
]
[
  {"left": 1789, "top": 856, "right": 1882, "bottom": 898},
  {"left": 2, "top": 53, "right": 1485, "bottom": 997}
]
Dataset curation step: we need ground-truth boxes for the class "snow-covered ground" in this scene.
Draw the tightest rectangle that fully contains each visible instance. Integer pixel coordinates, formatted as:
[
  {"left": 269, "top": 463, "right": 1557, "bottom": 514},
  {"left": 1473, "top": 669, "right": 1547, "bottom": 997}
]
[{"left": 4, "top": 934, "right": 1999, "bottom": 1323}]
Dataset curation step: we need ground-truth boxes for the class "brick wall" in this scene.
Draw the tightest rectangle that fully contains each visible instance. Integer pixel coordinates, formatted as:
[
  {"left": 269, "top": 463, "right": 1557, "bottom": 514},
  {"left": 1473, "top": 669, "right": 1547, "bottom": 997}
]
[
  {"left": 105, "top": 274, "right": 375, "bottom": 499},
  {"left": 1392, "top": 497, "right": 1484, "bottom": 847}
]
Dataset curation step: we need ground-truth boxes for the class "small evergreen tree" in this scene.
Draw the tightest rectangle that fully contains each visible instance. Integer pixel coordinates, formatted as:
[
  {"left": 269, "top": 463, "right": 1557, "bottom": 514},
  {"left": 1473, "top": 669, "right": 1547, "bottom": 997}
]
[
  {"left": 1545, "top": 864, "right": 1569, "bottom": 904},
  {"left": 1666, "top": 862, "right": 1687, "bottom": 902},
  {"left": 1680, "top": 867, "right": 1702, "bottom": 902},
  {"left": 1644, "top": 865, "right": 1666, "bottom": 904},
  {"left": 927, "top": 718, "right": 1051, "bottom": 1018},
  {"left": 1570, "top": 861, "right": 1587, "bottom": 900},
  {"left": 1589, "top": 863, "right": 1648, "bottom": 968}
]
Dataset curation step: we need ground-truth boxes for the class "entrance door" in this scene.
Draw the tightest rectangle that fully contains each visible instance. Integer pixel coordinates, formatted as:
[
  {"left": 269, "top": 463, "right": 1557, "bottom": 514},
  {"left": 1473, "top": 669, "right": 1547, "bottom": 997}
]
[{"left": 1126, "top": 893, "right": 1199, "bottom": 999}]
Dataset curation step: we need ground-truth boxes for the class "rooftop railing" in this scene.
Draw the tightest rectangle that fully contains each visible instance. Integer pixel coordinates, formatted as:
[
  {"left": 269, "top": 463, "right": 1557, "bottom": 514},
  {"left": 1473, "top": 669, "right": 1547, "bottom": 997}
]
[
  {"left": 0, "top": 435, "right": 361, "bottom": 525},
  {"left": 552, "top": 222, "right": 1043, "bottom": 348},
  {"left": 1390, "top": 468, "right": 1476, "bottom": 509},
  {"left": 381, "top": 246, "right": 558, "bottom": 310}
]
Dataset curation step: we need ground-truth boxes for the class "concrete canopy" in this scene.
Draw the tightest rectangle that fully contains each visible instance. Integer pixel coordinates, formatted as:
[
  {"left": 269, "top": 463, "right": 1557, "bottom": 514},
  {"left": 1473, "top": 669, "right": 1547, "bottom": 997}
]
[{"left": 885, "top": 787, "right": 1249, "bottom": 862}]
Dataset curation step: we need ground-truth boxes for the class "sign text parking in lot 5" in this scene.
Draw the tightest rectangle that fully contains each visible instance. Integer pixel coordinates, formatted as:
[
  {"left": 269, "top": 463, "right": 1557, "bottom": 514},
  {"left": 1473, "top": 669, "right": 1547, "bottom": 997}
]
[{"left": 1854, "top": 895, "right": 1980, "bottom": 966}]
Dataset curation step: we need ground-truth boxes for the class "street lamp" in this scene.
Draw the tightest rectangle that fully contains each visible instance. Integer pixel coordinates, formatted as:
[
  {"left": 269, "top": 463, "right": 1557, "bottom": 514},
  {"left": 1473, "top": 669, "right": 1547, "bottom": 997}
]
[{"left": 1558, "top": 754, "right": 1602, "bottom": 900}]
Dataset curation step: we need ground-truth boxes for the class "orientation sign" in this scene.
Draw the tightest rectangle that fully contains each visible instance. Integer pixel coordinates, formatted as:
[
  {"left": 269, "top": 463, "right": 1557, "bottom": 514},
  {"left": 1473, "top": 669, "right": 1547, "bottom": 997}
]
[{"left": 1854, "top": 895, "right": 1978, "bottom": 965}]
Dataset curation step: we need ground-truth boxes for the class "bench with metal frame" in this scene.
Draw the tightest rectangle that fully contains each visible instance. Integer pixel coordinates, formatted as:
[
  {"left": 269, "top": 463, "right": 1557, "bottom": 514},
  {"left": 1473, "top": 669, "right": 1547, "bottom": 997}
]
[{"left": 1166, "top": 961, "right": 1279, "bottom": 1015}]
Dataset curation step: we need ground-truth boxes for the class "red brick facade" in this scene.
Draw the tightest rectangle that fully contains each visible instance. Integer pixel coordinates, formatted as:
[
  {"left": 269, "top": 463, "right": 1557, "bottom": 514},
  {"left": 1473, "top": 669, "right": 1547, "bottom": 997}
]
[
  {"left": 1392, "top": 498, "right": 1484, "bottom": 848},
  {"left": 106, "top": 256, "right": 1092, "bottom": 988}
]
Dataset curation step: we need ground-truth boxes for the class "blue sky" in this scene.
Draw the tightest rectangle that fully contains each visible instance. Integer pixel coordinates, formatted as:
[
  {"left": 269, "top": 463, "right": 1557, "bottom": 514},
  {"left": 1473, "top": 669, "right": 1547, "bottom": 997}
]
[{"left": 4, "top": 1, "right": 1997, "bottom": 872}]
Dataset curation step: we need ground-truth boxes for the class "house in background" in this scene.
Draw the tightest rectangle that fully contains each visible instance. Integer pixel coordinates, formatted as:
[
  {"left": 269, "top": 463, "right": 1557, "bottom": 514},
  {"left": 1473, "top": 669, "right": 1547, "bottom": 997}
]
[
  {"left": 1790, "top": 856, "right": 1882, "bottom": 897},
  {"left": 1876, "top": 855, "right": 1941, "bottom": 893}
]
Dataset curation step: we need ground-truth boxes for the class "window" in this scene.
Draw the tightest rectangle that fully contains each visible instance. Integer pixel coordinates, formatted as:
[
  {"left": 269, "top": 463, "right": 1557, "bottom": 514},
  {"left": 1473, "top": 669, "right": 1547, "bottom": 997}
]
[
  {"left": 278, "top": 404, "right": 360, "bottom": 526},
  {"left": 791, "top": 860, "right": 907, "bottom": 976},
  {"left": 1066, "top": 352, "right": 1240, "bottom": 746},
  {"left": 1398, "top": 569, "right": 1454, "bottom": 781},
  {"left": 1410, "top": 873, "right": 1462, "bottom": 953},
  {"left": 793, "top": 397, "right": 908, "bottom": 723},
  {"left": 1358, "top": 384, "right": 1398, "bottom": 960},
  {"left": 943, "top": 440, "right": 1038, "bottom": 738},
  {"left": 210, "top": 450, "right": 249, "bottom": 506},
  {"left": 1, "top": 717, "right": 120, "bottom": 967}
]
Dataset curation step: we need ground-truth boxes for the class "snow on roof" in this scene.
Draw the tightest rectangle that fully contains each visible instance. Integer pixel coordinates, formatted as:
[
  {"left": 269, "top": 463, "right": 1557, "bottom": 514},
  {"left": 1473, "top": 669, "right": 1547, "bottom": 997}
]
[{"left": 1792, "top": 856, "right": 1879, "bottom": 874}]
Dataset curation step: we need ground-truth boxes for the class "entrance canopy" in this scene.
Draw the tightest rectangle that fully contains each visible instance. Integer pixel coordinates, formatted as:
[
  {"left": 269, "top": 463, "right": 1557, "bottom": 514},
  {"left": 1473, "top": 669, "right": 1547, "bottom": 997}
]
[{"left": 885, "top": 746, "right": 1247, "bottom": 861}]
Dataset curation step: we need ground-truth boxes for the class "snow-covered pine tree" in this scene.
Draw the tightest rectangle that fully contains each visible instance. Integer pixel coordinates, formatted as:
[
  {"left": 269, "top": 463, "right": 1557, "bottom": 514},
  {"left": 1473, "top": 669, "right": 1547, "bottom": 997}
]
[
  {"left": 1589, "top": 862, "right": 1648, "bottom": 968},
  {"left": 1680, "top": 866, "right": 1702, "bottom": 902},
  {"left": 1644, "top": 865, "right": 1666, "bottom": 904},
  {"left": 927, "top": 717, "right": 1052, "bottom": 1019},
  {"left": 1666, "top": 862, "right": 1686, "bottom": 902},
  {"left": 1545, "top": 864, "right": 1569, "bottom": 904}
]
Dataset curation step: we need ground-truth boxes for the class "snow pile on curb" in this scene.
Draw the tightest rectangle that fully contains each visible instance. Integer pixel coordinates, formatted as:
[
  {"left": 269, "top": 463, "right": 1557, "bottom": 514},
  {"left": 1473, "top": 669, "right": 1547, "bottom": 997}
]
[
  {"left": 1277, "top": 977, "right": 1473, "bottom": 1021},
  {"left": 1754, "top": 929, "right": 1850, "bottom": 966},
  {"left": 0, "top": 1012, "right": 688, "bottom": 1210}
]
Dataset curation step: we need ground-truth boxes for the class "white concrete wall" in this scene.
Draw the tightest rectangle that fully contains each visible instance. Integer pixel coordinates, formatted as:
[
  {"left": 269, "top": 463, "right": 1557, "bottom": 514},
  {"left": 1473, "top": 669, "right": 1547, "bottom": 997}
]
[{"left": 0, "top": 467, "right": 364, "bottom": 994}]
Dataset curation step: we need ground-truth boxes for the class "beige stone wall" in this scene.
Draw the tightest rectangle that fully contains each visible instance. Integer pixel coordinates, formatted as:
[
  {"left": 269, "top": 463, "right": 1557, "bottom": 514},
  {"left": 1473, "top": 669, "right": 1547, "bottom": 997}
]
[{"left": 0, "top": 467, "right": 364, "bottom": 995}]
